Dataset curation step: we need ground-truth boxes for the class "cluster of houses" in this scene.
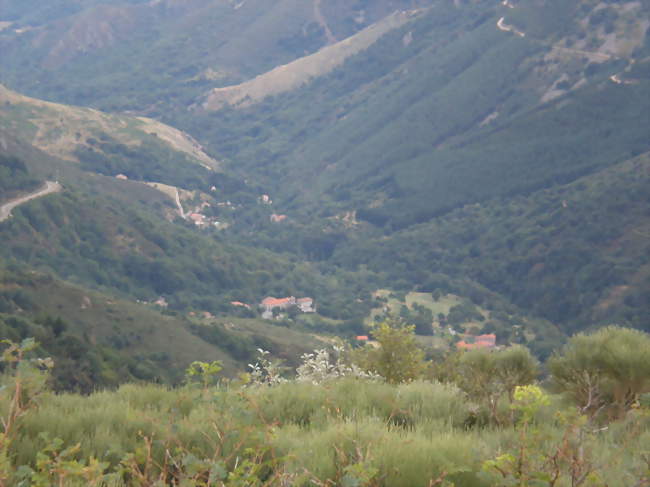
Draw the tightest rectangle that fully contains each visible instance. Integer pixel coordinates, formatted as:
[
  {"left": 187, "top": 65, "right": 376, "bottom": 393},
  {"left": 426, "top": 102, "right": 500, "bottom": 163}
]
[
  {"left": 259, "top": 296, "right": 314, "bottom": 319},
  {"left": 187, "top": 201, "right": 222, "bottom": 229},
  {"left": 227, "top": 296, "right": 315, "bottom": 319}
]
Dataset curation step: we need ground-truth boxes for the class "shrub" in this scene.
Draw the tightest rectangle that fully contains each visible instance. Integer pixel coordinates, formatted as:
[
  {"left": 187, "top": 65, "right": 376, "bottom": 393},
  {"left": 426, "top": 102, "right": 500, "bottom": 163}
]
[{"left": 549, "top": 326, "right": 650, "bottom": 420}]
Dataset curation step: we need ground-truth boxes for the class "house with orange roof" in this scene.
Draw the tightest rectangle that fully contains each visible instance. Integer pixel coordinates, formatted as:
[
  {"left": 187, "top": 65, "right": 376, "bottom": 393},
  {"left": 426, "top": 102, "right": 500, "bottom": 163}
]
[
  {"left": 259, "top": 296, "right": 315, "bottom": 319},
  {"left": 260, "top": 296, "right": 296, "bottom": 312},
  {"left": 296, "top": 297, "right": 314, "bottom": 313},
  {"left": 270, "top": 214, "right": 287, "bottom": 223},
  {"left": 189, "top": 212, "right": 207, "bottom": 226},
  {"left": 456, "top": 333, "right": 497, "bottom": 351}
]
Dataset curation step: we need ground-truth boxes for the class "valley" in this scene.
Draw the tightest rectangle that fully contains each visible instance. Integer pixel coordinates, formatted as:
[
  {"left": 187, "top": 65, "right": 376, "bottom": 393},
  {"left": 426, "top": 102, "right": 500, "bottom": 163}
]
[
  {"left": 0, "top": 0, "right": 648, "bottom": 394},
  {"left": 0, "top": 1, "right": 649, "bottom": 484}
]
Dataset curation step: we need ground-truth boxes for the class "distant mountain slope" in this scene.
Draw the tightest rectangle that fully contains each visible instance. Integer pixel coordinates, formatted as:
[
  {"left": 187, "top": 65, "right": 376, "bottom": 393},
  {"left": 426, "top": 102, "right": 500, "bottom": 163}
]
[
  {"left": 202, "top": 10, "right": 421, "bottom": 111},
  {"left": 0, "top": 84, "right": 218, "bottom": 170},
  {"left": 0, "top": 0, "right": 430, "bottom": 113},
  {"left": 334, "top": 150, "right": 650, "bottom": 333},
  {"left": 187, "top": 0, "right": 650, "bottom": 229},
  {"left": 1, "top": 0, "right": 649, "bottom": 374}
]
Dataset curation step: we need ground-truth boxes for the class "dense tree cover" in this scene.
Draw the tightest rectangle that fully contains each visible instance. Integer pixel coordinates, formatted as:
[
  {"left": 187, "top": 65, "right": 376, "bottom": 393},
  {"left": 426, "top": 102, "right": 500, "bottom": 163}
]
[
  {"left": 170, "top": 1, "right": 650, "bottom": 343},
  {"left": 0, "top": 154, "right": 39, "bottom": 200},
  {"left": 174, "top": 2, "right": 649, "bottom": 230},
  {"left": 333, "top": 153, "right": 650, "bottom": 335},
  {"left": 74, "top": 134, "right": 213, "bottom": 190},
  {"left": 0, "top": 187, "right": 375, "bottom": 318},
  {"left": 0, "top": 0, "right": 648, "bottom": 402}
]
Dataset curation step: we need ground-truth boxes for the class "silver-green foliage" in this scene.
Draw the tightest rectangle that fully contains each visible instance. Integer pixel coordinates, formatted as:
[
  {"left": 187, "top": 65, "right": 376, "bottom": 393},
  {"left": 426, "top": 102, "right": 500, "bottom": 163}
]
[{"left": 549, "top": 326, "right": 650, "bottom": 420}]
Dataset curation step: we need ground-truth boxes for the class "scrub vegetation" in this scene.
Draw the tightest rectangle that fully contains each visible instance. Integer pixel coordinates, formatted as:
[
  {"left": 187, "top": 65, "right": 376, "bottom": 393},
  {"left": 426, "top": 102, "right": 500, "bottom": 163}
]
[{"left": 0, "top": 324, "right": 648, "bottom": 486}]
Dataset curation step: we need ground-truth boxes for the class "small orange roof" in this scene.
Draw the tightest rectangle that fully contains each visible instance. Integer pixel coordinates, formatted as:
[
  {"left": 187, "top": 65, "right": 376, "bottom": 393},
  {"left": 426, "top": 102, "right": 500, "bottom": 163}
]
[
  {"left": 261, "top": 297, "right": 293, "bottom": 307},
  {"left": 270, "top": 214, "right": 287, "bottom": 222},
  {"left": 456, "top": 334, "right": 496, "bottom": 350},
  {"left": 475, "top": 334, "right": 496, "bottom": 344},
  {"left": 356, "top": 336, "right": 369, "bottom": 341}
]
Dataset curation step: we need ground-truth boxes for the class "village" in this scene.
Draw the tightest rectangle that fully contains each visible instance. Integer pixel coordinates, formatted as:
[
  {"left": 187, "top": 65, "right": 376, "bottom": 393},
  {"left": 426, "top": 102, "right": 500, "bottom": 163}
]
[
  {"left": 148, "top": 288, "right": 498, "bottom": 353},
  {"left": 255, "top": 296, "right": 315, "bottom": 319}
]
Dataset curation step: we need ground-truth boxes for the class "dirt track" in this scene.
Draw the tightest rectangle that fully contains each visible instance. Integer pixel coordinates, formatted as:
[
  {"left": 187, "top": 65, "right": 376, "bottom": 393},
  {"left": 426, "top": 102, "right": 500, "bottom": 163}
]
[{"left": 0, "top": 181, "right": 62, "bottom": 222}]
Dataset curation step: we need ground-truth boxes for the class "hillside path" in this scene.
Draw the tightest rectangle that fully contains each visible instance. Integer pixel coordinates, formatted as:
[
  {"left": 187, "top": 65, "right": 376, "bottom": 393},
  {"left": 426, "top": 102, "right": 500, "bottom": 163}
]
[
  {"left": 314, "top": 0, "right": 337, "bottom": 45},
  {"left": 497, "top": 17, "right": 525, "bottom": 37},
  {"left": 174, "top": 187, "right": 186, "bottom": 219},
  {"left": 0, "top": 181, "right": 62, "bottom": 222}
]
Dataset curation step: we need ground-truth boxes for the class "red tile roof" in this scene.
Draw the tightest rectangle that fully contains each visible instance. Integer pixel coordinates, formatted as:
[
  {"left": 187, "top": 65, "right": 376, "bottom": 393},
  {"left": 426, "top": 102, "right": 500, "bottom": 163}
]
[
  {"left": 261, "top": 297, "right": 294, "bottom": 308},
  {"left": 456, "top": 334, "right": 496, "bottom": 350}
]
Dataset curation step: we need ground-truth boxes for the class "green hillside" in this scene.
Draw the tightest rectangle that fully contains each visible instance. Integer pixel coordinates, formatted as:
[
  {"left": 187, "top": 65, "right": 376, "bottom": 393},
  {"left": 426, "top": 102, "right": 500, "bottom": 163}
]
[
  {"left": 182, "top": 0, "right": 650, "bottom": 228},
  {"left": 0, "top": 0, "right": 649, "bottom": 387},
  {"left": 0, "top": 3, "right": 650, "bottom": 484},
  {"left": 170, "top": 0, "right": 650, "bottom": 339},
  {"left": 0, "top": 0, "right": 429, "bottom": 114},
  {"left": 0, "top": 153, "right": 40, "bottom": 201},
  {"left": 0, "top": 265, "right": 327, "bottom": 392},
  {"left": 334, "top": 151, "right": 650, "bottom": 334}
]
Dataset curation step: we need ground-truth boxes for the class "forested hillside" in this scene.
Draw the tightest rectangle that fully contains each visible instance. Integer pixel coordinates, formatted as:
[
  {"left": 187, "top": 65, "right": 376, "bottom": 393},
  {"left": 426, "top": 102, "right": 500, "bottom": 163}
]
[
  {"left": 334, "top": 151, "right": 650, "bottom": 334},
  {"left": 0, "top": 154, "right": 40, "bottom": 200},
  {"left": 0, "top": 0, "right": 429, "bottom": 113},
  {"left": 183, "top": 0, "right": 650, "bottom": 228},
  {"left": 1, "top": 1, "right": 650, "bottom": 484},
  {"left": 0, "top": 0, "right": 649, "bottom": 388}
]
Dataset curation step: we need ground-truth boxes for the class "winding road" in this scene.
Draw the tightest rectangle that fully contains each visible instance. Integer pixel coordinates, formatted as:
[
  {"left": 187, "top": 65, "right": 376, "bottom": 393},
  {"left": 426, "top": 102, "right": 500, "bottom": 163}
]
[
  {"left": 174, "top": 187, "right": 187, "bottom": 219},
  {"left": 0, "top": 181, "right": 62, "bottom": 222},
  {"left": 314, "top": 0, "right": 337, "bottom": 45}
]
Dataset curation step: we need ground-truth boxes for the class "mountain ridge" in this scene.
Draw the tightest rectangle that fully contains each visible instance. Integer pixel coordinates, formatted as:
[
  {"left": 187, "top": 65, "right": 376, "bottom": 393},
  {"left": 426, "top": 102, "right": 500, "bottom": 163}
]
[{"left": 0, "top": 84, "right": 219, "bottom": 170}]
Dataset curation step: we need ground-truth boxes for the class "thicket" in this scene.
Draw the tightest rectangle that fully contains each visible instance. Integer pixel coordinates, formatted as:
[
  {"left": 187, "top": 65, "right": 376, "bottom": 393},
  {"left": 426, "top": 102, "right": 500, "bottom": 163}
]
[
  {"left": 334, "top": 154, "right": 650, "bottom": 336},
  {"left": 0, "top": 155, "right": 40, "bottom": 201},
  {"left": 0, "top": 188, "right": 375, "bottom": 321},
  {"left": 0, "top": 325, "right": 648, "bottom": 486}
]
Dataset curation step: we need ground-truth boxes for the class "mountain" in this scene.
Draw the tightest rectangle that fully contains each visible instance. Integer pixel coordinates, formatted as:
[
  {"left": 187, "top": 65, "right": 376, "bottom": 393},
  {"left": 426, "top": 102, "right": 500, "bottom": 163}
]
[
  {"left": 0, "top": 264, "right": 327, "bottom": 392},
  {"left": 201, "top": 10, "right": 420, "bottom": 111},
  {"left": 174, "top": 0, "right": 650, "bottom": 334},
  {"left": 334, "top": 150, "right": 650, "bottom": 334},
  {"left": 186, "top": 0, "right": 650, "bottom": 226},
  {"left": 0, "top": 94, "right": 372, "bottom": 388},
  {"left": 0, "top": 84, "right": 218, "bottom": 186},
  {"left": 0, "top": 0, "right": 430, "bottom": 114},
  {"left": 1, "top": 0, "right": 649, "bottom": 386}
]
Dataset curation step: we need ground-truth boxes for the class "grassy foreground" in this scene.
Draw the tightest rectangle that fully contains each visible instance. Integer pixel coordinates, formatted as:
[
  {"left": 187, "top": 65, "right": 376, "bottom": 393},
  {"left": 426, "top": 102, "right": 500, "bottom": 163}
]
[
  {"left": 1, "top": 326, "right": 649, "bottom": 486},
  {"left": 1, "top": 377, "right": 648, "bottom": 486}
]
